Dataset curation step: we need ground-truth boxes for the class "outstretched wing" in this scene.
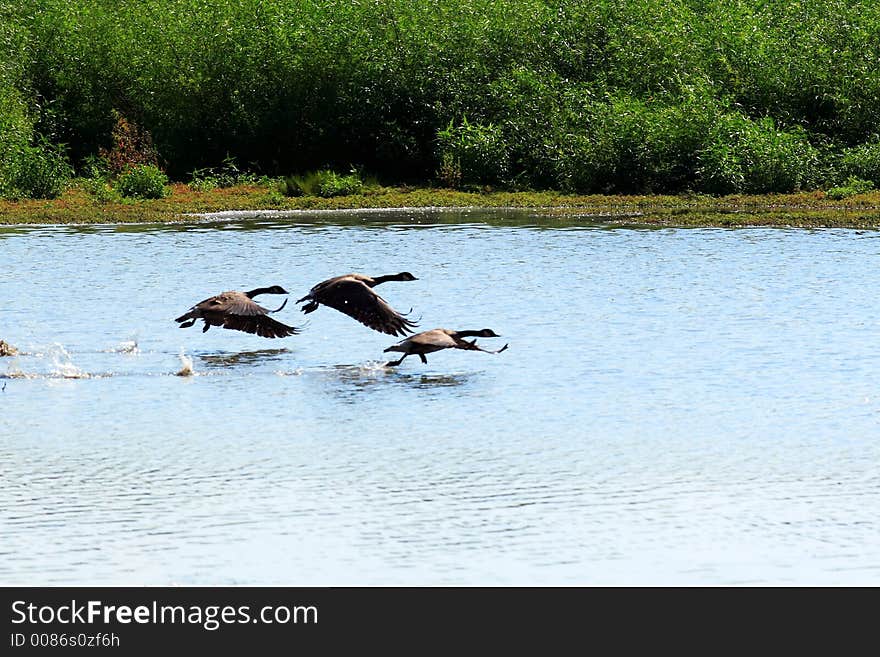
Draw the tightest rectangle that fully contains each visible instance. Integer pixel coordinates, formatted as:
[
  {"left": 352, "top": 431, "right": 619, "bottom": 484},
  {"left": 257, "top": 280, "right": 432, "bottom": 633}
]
[
  {"left": 205, "top": 292, "right": 272, "bottom": 316},
  {"left": 176, "top": 294, "right": 216, "bottom": 323},
  {"left": 412, "top": 330, "right": 457, "bottom": 349},
  {"left": 318, "top": 279, "right": 417, "bottom": 336},
  {"left": 221, "top": 314, "right": 300, "bottom": 338}
]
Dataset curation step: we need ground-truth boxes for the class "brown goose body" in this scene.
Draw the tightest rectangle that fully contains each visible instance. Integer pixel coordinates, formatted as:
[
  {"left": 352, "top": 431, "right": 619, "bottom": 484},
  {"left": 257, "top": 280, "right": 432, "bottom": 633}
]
[
  {"left": 383, "top": 328, "right": 508, "bottom": 366},
  {"left": 296, "top": 272, "right": 418, "bottom": 336},
  {"left": 175, "top": 285, "right": 299, "bottom": 339}
]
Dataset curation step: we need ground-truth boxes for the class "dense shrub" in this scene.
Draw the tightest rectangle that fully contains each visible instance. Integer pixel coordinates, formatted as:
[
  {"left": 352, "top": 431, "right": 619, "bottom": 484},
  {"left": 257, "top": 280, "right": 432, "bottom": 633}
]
[
  {"left": 697, "top": 114, "right": 820, "bottom": 194},
  {"left": 114, "top": 164, "right": 168, "bottom": 199},
  {"left": 280, "top": 169, "right": 363, "bottom": 198},
  {"left": 0, "top": 72, "right": 73, "bottom": 198},
  {"left": 553, "top": 89, "right": 722, "bottom": 194},
  {"left": 436, "top": 118, "right": 509, "bottom": 186},
  {"left": 4, "top": 0, "right": 880, "bottom": 194},
  {"left": 189, "top": 155, "right": 258, "bottom": 191},
  {"left": 837, "top": 141, "right": 880, "bottom": 185},
  {"left": 0, "top": 77, "right": 72, "bottom": 198},
  {"left": 825, "top": 176, "right": 875, "bottom": 200},
  {"left": 2, "top": 141, "right": 72, "bottom": 199},
  {"left": 99, "top": 112, "right": 158, "bottom": 174},
  {"left": 79, "top": 176, "right": 119, "bottom": 203},
  {"left": 485, "top": 68, "right": 567, "bottom": 188},
  {"left": 554, "top": 96, "right": 648, "bottom": 194}
]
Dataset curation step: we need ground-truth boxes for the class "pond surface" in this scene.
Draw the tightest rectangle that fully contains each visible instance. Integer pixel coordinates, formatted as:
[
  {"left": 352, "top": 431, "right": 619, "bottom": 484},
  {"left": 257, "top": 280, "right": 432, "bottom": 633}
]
[{"left": 1, "top": 209, "right": 878, "bottom": 585}]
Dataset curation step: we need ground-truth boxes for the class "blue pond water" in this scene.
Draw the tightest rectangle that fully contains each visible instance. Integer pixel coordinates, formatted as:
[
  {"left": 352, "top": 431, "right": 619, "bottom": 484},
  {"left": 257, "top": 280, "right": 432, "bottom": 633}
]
[{"left": 1, "top": 209, "right": 878, "bottom": 584}]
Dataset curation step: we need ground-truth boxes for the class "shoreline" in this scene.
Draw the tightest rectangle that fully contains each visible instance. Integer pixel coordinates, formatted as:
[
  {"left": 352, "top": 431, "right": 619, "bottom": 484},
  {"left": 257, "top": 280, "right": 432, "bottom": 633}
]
[{"left": 2, "top": 183, "right": 880, "bottom": 228}]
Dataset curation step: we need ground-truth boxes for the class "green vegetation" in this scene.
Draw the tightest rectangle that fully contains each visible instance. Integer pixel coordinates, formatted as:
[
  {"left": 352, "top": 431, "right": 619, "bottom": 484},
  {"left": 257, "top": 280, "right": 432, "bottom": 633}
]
[
  {"left": 114, "top": 164, "right": 169, "bottom": 199},
  {"left": 825, "top": 176, "right": 875, "bottom": 200},
  {"left": 280, "top": 169, "right": 364, "bottom": 198},
  {"left": 3, "top": 0, "right": 880, "bottom": 199},
  {"left": 437, "top": 118, "right": 510, "bottom": 187},
  {"left": 4, "top": 182, "right": 880, "bottom": 228},
  {"left": 189, "top": 155, "right": 265, "bottom": 191}
]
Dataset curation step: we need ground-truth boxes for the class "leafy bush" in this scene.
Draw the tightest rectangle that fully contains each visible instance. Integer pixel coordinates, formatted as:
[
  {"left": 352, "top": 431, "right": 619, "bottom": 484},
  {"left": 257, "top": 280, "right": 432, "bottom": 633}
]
[
  {"left": 189, "top": 155, "right": 258, "bottom": 191},
  {"left": 99, "top": 112, "right": 158, "bottom": 175},
  {"left": 7, "top": 0, "right": 880, "bottom": 193},
  {"left": 319, "top": 171, "right": 363, "bottom": 197},
  {"left": 437, "top": 152, "right": 462, "bottom": 189},
  {"left": 114, "top": 164, "right": 168, "bottom": 199},
  {"left": 697, "top": 113, "right": 820, "bottom": 194},
  {"left": 825, "top": 176, "right": 875, "bottom": 200},
  {"left": 553, "top": 90, "right": 720, "bottom": 194},
  {"left": 279, "top": 169, "right": 363, "bottom": 197},
  {"left": 436, "top": 118, "right": 510, "bottom": 187},
  {"left": 486, "top": 68, "right": 569, "bottom": 189},
  {"left": 837, "top": 141, "right": 880, "bottom": 185},
  {"left": 0, "top": 81, "right": 72, "bottom": 199},
  {"left": 79, "top": 176, "right": 119, "bottom": 203},
  {"left": 554, "top": 95, "right": 652, "bottom": 193},
  {"left": 2, "top": 141, "right": 73, "bottom": 199}
]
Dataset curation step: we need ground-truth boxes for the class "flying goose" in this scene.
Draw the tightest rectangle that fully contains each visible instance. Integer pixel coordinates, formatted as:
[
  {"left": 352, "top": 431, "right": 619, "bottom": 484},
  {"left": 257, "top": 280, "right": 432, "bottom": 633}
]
[
  {"left": 383, "top": 328, "right": 508, "bottom": 366},
  {"left": 296, "top": 272, "right": 418, "bottom": 336},
  {"left": 175, "top": 286, "right": 300, "bottom": 338}
]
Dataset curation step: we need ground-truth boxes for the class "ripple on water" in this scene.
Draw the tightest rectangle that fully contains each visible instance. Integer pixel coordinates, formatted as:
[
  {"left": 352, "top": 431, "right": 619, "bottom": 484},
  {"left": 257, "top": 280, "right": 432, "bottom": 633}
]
[{"left": 1, "top": 219, "right": 879, "bottom": 585}]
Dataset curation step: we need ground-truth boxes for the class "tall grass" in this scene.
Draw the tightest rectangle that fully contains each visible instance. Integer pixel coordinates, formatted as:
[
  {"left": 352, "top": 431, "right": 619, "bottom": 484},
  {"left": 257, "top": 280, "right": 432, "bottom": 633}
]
[{"left": 3, "top": 0, "right": 880, "bottom": 195}]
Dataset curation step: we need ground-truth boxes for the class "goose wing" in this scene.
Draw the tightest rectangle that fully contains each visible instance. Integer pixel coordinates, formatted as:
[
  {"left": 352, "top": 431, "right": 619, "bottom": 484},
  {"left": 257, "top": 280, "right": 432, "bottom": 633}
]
[
  {"left": 318, "top": 279, "right": 417, "bottom": 336},
  {"left": 195, "top": 291, "right": 272, "bottom": 316},
  {"left": 220, "top": 314, "right": 300, "bottom": 338},
  {"left": 176, "top": 293, "right": 223, "bottom": 322},
  {"left": 411, "top": 329, "right": 458, "bottom": 349}
]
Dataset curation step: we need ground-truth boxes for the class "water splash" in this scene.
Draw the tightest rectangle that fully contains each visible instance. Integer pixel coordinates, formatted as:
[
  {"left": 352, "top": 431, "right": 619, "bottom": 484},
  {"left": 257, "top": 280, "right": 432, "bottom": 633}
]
[
  {"left": 110, "top": 337, "right": 140, "bottom": 354},
  {"left": 361, "top": 360, "right": 395, "bottom": 373},
  {"left": 275, "top": 368, "right": 304, "bottom": 376},
  {"left": 176, "top": 349, "right": 194, "bottom": 377},
  {"left": 2, "top": 359, "right": 36, "bottom": 379},
  {"left": 48, "top": 343, "right": 90, "bottom": 379}
]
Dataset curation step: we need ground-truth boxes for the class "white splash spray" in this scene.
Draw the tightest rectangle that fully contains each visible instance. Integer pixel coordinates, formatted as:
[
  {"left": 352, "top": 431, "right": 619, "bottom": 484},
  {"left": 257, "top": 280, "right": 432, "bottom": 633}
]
[
  {"left": 176, "top": 349, "right": 194, "bottom": 377},
  {"left": 112, "top": 337, "right": 140, "bottom": 354},
  {"left": 48, "top": 343, "right": 90, "bottom": 379}
]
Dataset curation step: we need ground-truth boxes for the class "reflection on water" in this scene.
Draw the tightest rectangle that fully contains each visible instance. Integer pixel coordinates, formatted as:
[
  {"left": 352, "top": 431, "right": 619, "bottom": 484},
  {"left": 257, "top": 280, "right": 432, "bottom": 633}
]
[
  {"left": 0, "top": 206, "right": 627, "bottom": 237},
  {"left": 198, "top": 348, "right": 290, "bottom": 369},
  {"left": 316, "top": 363, "right": 472, "bottom": 403},
  {"left": 389, "top": 372, "right": 473, "bottom": 389},
  {"left": 2, "top": 212, "right": 879, "bottom": 585}
]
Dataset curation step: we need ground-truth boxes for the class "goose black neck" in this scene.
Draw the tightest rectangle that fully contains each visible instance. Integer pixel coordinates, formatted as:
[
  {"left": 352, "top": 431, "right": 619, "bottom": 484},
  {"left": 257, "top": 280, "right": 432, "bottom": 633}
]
[
  {"left": 370, "top": 271, "right": 414, "bottom": 287},
  {"left": 455, "top": 330, "right": 483, "bottom": 338},
  {"left": 369, "top": 274, "right": 400, "bottom": 287},
  {"left": 245, "top": 287, "right": 280, "bottom": 298}
]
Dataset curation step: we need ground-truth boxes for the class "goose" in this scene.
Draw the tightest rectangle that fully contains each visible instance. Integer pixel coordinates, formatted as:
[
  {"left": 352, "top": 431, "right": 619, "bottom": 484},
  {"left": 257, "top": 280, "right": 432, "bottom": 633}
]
[
  {"left": 383, "top": 328, "right": 508, "bottom": 366},
  {"left": 175, "top": 286, "right": 300, "bottom": 338},
  {"left": 296, "top": 272, "right": 418, "bottom": 336}
]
